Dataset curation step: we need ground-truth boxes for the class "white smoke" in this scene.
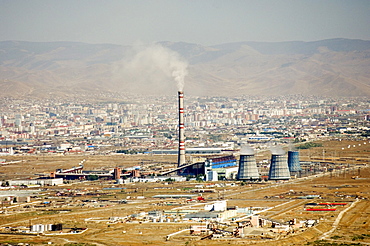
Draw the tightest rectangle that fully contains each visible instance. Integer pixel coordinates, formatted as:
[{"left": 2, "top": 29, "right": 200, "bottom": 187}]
[
  {"left": 270, "top": 146, "right": 286, "bottom": 155},
  {"left": 288, "top": 141, "right": 297, "bottom": 151},
  {"left": 240, "top": 145, "right": 255, "bottom": 155},
  {"left": 112, "top": 43, "right": 188, "bottom": 94}
]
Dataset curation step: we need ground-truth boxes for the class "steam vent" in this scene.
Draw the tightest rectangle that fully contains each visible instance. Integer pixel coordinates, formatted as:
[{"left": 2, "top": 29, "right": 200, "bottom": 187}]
[
  {"left": 268, "top": 150, "right": 291, "bottom": 180},
  {"left": 288, "top": 150, "right": 302, "bottom": 172},
  {"left": 237, "top": 147, "right": 259, "bottom": 180}
]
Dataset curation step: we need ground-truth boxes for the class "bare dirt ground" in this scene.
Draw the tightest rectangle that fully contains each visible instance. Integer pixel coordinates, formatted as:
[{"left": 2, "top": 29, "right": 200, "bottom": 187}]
[{"left": 0, "top": 154, "right": 178, "bottom": 180}]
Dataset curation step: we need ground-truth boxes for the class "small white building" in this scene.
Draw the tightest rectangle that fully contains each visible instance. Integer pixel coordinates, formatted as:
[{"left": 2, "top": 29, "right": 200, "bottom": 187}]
[
  {"left": 206, "top": 171, "right": 218, "bottom": 181},
  {"left": 59, "top": 143, "right": 72, "bottom": 150},
  {"left": 204, "top": 200, "right": 227, "bottom": 212},
  {"left": 9, "top": 178, "right": 63, "bottom": 186}
]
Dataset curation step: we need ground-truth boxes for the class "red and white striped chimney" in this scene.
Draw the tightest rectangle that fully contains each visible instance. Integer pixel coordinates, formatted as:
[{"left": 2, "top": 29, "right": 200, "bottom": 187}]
[{"left": 178, "top": 91, "right": 186, "bottom": 166}]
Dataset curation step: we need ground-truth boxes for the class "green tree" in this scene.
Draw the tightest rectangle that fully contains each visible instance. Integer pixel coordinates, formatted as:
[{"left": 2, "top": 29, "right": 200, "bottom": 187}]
[
  {"left": 196, "top": 175, "right": 204, "bottom": 182},
  {"left": 87, "top": 175, "right": 99, "bottom": 181}
]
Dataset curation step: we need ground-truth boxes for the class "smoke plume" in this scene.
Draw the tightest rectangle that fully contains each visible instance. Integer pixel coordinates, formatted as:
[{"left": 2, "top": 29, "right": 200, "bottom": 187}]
[
  {"left": 240, "top": 145, "right": 255, "bottom": 155},
  {"left": 288, "top": 141, "right": 297, "bottom": 151},
  {"left": 270, "top": 145, "right": 286, "bottom": 155},
  {"left": 112, "top": 43, "right": 188, "bottom": 94}
]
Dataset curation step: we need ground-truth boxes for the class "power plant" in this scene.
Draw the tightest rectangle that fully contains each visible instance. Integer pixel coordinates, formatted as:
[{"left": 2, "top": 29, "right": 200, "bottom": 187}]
[
  {"left": 178, "top": 91, "right": 186, "bottom": 167},
  {"left": 163, "top": 92, "right": 303, "bottom": 181},
  {"left": 237, "top": 147, "right": 260, "bottom": 180},
  {"left": 288, "top": 150, "right": 302, "bottom": 172},
  {"left": 268, "top": 148, "right": 291, "bottom": 180}
]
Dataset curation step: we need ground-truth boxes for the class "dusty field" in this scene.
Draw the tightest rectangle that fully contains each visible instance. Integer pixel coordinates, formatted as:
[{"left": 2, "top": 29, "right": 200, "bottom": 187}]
[
  {"left": 1, "top": 139, "right": 368, "bottom": 180},
  {"left": 0, "top": 184, "right": 369, "bottom": 245},
  {"left": 0, "top": 139, "right": 369, "bottom": 246},
  {"left": 0, "top": 154, "right": 178, "bottom": 180}
]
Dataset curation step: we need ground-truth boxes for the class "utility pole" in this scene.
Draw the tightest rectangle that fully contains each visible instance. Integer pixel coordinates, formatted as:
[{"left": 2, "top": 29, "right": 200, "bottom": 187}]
[{"left": 322, "top": 149, "right": 325, "bottom": 162}]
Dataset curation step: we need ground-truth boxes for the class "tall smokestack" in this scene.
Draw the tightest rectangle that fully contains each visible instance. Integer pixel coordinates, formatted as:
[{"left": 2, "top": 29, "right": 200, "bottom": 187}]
[{"left": 178, "top": 91, "right": 186, "bottom": 166}]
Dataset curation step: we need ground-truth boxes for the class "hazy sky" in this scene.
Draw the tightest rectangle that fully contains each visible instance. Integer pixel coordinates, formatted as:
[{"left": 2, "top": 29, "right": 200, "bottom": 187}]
[{"left": 1, "top": 0, "right": 369, "bottom": 46}]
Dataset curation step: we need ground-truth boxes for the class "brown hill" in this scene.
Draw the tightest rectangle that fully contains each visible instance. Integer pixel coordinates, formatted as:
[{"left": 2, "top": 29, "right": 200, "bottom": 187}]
[{"left": 0, "top": 39, "right": 369, "bottom": 98}]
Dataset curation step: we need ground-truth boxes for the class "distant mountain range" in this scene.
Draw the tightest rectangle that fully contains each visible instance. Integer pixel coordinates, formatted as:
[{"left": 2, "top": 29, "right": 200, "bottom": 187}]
[{"left": 0, "top": 38, "right": 369, "bottom": 98}]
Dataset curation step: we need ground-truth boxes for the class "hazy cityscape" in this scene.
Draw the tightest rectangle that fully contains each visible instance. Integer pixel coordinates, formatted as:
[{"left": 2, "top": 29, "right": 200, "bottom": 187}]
[
  {"left": 1, "top": 1, "right": 370, "bottom": 245},
  {"left": 1, "top": 94, "right": 369, "bottom": 156}
]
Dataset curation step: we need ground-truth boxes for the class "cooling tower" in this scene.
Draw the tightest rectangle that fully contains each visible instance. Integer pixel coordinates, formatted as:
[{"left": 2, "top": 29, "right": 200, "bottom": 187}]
[
  {"left": 178, "top": 91, "right": 186, "bottom": 167},
  {"left": 237, "top": 154, "right": 260, "bottom": 180},
  {"left": 288, "top": 151, "right": 302, "bottom": 172},
  {"left": 268, "top": 152, "right": 290, "bottom": 180}
]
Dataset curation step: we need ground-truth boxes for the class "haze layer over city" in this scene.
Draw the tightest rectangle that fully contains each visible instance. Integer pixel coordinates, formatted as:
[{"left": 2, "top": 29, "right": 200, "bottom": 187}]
[{"left": 0, "top": 1, "right": 369, "bottom": 246}]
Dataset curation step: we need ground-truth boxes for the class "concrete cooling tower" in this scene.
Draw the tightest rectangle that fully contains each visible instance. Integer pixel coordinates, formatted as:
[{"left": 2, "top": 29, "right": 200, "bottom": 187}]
[
  {"left": 268, "top": 148, "right": 290, "bottom": 180},
  {"left": 288, "top": 151, "right": 302, "bottom": 172},
  {"left": 237, "top": 147, "right": 259, "bottom": 180}
]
